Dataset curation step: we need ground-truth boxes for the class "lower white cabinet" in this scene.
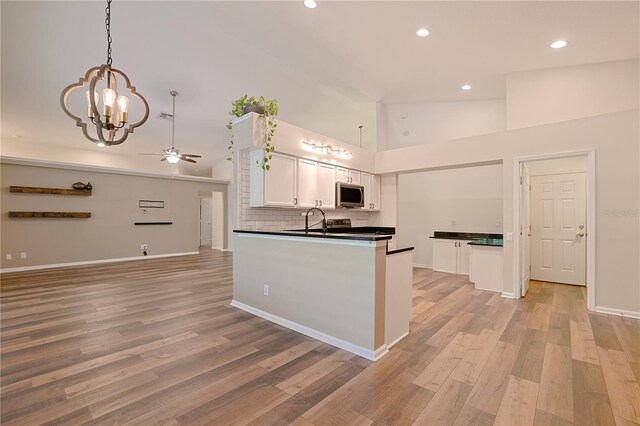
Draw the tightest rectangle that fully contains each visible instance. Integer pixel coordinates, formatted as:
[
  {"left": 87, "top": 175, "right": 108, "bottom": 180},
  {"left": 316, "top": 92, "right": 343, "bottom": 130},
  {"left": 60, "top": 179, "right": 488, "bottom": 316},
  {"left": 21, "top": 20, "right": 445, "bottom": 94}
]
[
  {"left": 250, "top": 150, "right": 297, "bottom": 207},
  {"left": 432, "top": 239, "right": 470, "bottom": 275}
]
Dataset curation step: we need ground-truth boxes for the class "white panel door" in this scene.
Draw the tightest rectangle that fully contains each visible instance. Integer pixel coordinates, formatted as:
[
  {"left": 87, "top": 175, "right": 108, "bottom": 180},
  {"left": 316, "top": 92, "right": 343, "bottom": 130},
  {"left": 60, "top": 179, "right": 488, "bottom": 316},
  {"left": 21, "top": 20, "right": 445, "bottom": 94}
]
[
  {"left": 531, "top": 173, "right": 586, "bottom": 285},
  {"left": 263, "top": 154, "right": 297, "bottom": 207},
  {"left": 349, "top": 170, "right": 361, "bottom": 185},
  {"left": 336, "top": 167, "right": 349, "bottom": 183},
  {"left": 199, "top": 197, "right": 212, "bottom": 246},
  {"left": 521, "top": 165, "right": 531, "bottom": 296},
  {"left": 317, "top": 163, "right": 336, "bottom": 209},
  {"left": 433, "top": 240, "right": 458, "bottom": 274},
  {"left": 370, "top": 175, "right": 381, "bottom": 210},
  {"left": 361, "top": 173, "right": 371, "bottom": 209},
  {"left": 297, "top": 159, "right": 318, "bottom": 208}
]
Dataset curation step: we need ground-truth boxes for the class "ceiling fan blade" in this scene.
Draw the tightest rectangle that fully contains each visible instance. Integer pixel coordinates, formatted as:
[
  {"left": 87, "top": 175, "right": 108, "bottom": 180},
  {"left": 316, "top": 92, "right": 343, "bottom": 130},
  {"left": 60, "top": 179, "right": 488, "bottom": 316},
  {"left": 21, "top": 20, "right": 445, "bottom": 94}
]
[
  {"left": 179, "top": 156, "right": 197, "bottom": 163},
  {"left": 181, "top": 154, "right": 202, "bottom": 158},
  {"left": 160, "top": 157, "right": 167, "bottom": 161}
]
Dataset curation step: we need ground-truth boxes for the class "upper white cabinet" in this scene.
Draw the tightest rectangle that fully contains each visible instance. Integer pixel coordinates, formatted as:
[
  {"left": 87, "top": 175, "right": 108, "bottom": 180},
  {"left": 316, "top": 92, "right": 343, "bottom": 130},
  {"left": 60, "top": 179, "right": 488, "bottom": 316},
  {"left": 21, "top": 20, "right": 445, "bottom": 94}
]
[
  {"left": 317, "top": 163, "right": 336, "bottom": 209},
  {"left": 297, "top": 159, "right": 336, "bottom": 209},
  {"left": 361, "top": 173, "right": 381, "bottom": 211},
  {"left": 249, "top": 151, "right": 376, "bottom": 211},
  {"left": 250, "top": 150, "right": 297, "bottom": 207},
  {"left": 336, "top": 168, "right": 360, "bottom": 185},
  {"left": 297, "top": 159, "right": 318, "bottom": 208}
]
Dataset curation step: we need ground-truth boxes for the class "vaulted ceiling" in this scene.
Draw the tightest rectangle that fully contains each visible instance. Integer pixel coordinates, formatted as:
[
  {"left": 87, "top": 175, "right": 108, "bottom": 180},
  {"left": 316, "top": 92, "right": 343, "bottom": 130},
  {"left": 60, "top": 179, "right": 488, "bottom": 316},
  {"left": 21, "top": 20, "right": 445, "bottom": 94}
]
[{"left": 2, "top": 1, "right": 638, "bottom": 172}]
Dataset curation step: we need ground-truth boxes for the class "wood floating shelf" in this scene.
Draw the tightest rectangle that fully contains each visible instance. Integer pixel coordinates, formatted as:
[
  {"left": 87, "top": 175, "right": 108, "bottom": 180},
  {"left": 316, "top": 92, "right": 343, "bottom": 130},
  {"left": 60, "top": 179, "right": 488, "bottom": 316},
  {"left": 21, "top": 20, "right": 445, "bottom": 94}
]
[
  {"left": 9, "top": 212, "right": 91, "bottom": 219},
  {"left": 9, "top": 186, "right": 92, "bottom": 196}
]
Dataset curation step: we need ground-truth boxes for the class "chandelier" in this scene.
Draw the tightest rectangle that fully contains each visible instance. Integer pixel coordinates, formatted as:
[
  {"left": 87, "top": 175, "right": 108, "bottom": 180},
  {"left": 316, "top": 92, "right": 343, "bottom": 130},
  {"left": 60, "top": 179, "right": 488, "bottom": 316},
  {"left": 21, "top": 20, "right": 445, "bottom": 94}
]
[{"left": 60, "top": 0, "right": 149, "bottom": 147}]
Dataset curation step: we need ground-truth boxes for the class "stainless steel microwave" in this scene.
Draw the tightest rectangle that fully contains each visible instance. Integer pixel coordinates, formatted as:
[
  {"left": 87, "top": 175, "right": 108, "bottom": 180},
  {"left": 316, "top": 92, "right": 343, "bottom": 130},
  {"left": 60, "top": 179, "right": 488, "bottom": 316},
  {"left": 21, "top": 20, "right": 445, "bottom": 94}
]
[{"left": 336, "top": 182, "right": 364, "bottom": 208}]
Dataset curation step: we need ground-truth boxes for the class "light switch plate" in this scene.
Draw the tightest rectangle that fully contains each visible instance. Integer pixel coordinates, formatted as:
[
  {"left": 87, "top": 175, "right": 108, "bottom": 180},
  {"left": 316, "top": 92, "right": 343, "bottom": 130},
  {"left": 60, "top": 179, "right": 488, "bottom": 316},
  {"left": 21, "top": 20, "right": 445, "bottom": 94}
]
[{"left": 506, "top": 232, "right": 514, "bottom": 241}]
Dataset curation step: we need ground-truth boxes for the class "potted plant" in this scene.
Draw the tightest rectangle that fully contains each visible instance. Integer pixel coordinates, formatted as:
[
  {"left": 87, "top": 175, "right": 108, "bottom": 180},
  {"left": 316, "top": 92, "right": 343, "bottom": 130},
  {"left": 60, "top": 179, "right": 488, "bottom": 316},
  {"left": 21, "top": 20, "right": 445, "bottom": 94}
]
[{"left": 226, "top": 95, "right": 279, "bottom": 170}]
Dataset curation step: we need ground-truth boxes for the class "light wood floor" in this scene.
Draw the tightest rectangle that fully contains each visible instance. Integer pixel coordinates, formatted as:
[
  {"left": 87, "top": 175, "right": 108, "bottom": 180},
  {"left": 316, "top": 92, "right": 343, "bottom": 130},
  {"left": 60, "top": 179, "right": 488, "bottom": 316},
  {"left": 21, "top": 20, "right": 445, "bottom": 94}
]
[{"left": 1, "top": 249, "right": 639, "bottom": 425}]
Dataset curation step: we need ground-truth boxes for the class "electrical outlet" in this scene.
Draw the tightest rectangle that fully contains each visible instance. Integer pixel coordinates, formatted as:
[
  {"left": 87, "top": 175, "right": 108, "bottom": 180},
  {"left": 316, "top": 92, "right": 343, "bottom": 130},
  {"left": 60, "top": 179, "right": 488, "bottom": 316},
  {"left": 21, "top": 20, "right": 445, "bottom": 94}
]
[
  {"left": 496, "top": 220, "right": 502, "bottom": 227},
  {"left": 506, "top": 232, "right": 514, "bottom": 241},
  {"left": 141, "top": 244, "right": 148, "bottom": 250},
  {"left": 20, "top": 252, "right": 26, "bottom": 259},
  {"left": 5, "top": 254, "right": 11, "bottom": 260},
  {"left": 451, "top": 219, "right": 456, "bottom": 226},
  {"left": 263, "top": 284, "right": 269, "bottom": 296}
]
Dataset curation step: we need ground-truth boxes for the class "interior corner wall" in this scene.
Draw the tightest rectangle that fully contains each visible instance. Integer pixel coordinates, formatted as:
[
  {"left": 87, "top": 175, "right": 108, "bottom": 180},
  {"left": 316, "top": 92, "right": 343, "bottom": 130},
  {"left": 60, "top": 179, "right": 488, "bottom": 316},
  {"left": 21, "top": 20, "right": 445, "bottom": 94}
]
[
  {"left": 506, "top": 59, "right": 640, "bottom": 130},
  {"left": 397, "top": 164, "right": 503, "bottom": 268},
  {"left": 0, "top": 163, "right": 227, "bottom": 270},
  {"left": 384, "top": 99, "right": 506, "bottom": 149}
]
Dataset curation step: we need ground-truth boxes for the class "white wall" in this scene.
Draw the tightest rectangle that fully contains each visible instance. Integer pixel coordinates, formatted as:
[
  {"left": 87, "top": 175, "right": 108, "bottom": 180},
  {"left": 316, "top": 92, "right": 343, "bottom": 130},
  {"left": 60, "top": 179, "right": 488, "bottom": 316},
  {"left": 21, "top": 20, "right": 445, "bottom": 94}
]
[
  {"left": 384, "top": 99, "right": 506, "bottom": 149},
  {"left": 397, "top": 164, "right": 503, "bottom": 268},
  {"left": 375, "top": 109, "right": 639, "bottom": 315},
  {"left": 1, "top": 161, "right": 227, "bottom": 270},
  {"left": 506, "top": 59, "right": 639, "bottom": 129},
  {"left": 526, "top": 156, "right": 587, "bottom": 175}
]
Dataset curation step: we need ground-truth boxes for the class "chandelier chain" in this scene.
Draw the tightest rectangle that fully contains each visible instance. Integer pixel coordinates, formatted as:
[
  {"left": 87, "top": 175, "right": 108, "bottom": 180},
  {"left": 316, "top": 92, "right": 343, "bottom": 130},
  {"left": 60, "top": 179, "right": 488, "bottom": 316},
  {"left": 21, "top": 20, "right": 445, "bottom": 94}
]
[{"left": 105, "top": 0, "right": 113, "bottom": 66}]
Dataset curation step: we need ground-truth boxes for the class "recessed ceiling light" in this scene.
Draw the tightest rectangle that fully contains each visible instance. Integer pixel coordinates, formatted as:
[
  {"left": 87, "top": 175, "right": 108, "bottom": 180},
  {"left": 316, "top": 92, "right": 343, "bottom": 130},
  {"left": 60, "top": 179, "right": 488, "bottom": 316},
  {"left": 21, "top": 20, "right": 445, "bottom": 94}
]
[
  {"left": 416, "top": 28, "right": 430, "bottom": 37},
  {"left": 550, "top": 40, "right": 568, "bottom": 49},
  {"left": 461, "top": 84, "right": 471, "bottom": 91},
  {"left": 304, "top": 0, "right": 317, "bottom": 8}
]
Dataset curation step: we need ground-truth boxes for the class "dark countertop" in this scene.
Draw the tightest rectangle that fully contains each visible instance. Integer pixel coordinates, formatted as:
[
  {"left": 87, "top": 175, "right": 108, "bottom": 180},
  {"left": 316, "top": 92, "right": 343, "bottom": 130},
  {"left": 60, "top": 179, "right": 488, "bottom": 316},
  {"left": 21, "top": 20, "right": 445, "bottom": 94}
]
[
  {"left": 386, "top": 246, "right": 414, "bottom": 255},
  {"left": 468, "top": 238, "right": 504, "bottom": 247},
  {"left": 430, "top": 231, "right": 503, "bottom": 241},
  {"left": 234, "top": 229, "right": 392, "bottom": 242}
]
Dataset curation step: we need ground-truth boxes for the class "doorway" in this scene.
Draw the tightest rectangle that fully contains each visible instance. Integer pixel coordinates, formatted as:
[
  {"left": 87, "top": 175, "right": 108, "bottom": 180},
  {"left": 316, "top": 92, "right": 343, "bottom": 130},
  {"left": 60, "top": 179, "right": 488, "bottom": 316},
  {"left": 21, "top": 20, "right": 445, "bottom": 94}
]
[
  {"left": 514, "top": 150, "right": 595, "bottom": 311},
  {"left": 200, "top": 197, "right": 212, "bottom": 247}
]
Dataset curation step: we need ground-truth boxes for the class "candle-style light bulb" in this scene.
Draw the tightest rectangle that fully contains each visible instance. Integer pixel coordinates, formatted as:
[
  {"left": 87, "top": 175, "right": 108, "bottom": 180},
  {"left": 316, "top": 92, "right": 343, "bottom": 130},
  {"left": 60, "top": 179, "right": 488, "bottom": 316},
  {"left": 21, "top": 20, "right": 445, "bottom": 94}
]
[
  {"left": 85, "top": 90, "right": 98, "bottom": 118},
  {"left": 102, "top": 88, "right": 116, "bottom": 118},
  {"left": 116, "top": 95, "right": 129, "bottom": 123}
]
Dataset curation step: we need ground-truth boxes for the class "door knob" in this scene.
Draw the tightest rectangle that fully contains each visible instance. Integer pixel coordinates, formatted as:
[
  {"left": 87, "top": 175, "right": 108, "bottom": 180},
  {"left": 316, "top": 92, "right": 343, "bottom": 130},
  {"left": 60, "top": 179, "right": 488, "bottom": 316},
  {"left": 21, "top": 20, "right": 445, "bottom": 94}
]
[{"left": 576, "top": 232, "right": 585, "bottom": 237}]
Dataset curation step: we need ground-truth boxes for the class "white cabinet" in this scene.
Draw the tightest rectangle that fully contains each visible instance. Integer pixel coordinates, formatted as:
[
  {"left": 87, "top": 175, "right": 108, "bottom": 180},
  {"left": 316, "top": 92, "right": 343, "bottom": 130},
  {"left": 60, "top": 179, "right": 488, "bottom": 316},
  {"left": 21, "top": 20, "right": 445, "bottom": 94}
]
[
  {"left": 317, "top": 163, "right": 336, "bottom": 209},
  {"left": 250, "top": 150, "right": 297, "bottom": 207},
  {"left": 297, "top": 159, "right": 318, "bottom": 208},
  {"left": 361, "top": 173, "right": 381, "bottom": 211},
  {"left": 337, "top": 168, "right": 360, "bottom": 184},
  {"left": 297, "top": 159, "right": 336, "bottom": 209},
  {"left": 432, "top": 239, "right": 470, "bottom": 275}
]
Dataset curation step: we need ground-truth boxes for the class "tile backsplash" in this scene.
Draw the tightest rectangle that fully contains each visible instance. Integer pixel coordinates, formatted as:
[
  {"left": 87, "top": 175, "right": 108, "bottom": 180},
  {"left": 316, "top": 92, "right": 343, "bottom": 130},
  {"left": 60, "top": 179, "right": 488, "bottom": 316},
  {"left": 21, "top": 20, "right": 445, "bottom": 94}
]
[{"left": 238, "top": 151, "right": 376, "bottom": 231}]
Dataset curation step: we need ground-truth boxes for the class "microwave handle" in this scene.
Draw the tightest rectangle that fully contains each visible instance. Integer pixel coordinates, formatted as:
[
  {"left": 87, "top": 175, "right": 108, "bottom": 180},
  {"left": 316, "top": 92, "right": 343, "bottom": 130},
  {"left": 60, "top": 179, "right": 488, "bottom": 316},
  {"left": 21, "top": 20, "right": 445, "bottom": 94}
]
[{"left": 360, "top": 187, "right": 364, "bottom": 204}]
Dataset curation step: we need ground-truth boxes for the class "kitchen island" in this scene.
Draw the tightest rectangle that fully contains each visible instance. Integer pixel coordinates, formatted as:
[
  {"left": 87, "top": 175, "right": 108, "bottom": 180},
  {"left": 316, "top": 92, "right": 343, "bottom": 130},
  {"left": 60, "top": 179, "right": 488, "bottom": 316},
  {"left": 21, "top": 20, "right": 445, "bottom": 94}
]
[{"left": 232, "top": 229, "right": 413, "bottom": 361}]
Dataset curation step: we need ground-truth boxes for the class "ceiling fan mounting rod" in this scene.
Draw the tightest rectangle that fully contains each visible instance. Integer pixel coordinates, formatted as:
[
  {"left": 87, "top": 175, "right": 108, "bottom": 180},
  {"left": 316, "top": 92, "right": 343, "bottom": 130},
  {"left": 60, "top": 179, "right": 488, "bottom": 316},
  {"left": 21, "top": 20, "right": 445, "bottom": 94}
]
[{"left": 170, "top": 90, "right": 179, "bottom": 150}]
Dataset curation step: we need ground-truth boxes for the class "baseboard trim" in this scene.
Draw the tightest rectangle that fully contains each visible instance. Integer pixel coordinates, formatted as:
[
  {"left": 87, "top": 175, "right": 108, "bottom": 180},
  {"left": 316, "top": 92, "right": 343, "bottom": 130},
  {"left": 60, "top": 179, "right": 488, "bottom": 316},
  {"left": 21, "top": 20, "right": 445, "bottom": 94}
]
[
  {"left": 0, "top": 251, "right": 199, "bottom": 274},
  {"left": 230, "top": 300, "right": 387, "bottom": 361},
  {"left": 595, "top": 306, "right": 640, "bottom": 319},
  {"left": 386, "top": 331, "right": 409, "bottom": 349},
  {"left": 413, "top": 263, "right": 432, "bottom": 269},
  {"left": 501, "top": 292, "right": 517, "bottom": 299},
  {"left": 221, "top": 249, "right": 233, "bottom": 253}
]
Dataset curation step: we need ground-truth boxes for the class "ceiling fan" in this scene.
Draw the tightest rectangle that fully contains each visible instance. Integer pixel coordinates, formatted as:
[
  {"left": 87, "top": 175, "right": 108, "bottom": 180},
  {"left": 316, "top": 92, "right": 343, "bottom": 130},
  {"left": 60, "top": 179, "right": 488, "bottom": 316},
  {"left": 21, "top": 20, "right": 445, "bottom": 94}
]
[{"left": 140, "top": 90, "right": 202, "bottom": 164}]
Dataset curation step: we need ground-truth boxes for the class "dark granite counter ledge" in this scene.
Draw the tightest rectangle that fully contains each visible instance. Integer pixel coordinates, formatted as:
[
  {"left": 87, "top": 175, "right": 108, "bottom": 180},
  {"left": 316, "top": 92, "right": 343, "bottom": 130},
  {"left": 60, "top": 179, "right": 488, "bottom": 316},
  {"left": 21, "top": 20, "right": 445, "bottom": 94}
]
[
  {"left": 468, "top": 238, "right": 504, "bottom": 247},
  {"left": 430, "top": 231, "right": 503, "bottom": 240},
  {"left": 387, "top": 246, "right": 414, "bottom": 255},
  {"left": 234, "top": 229, "right": 392, "bottom": 242}
]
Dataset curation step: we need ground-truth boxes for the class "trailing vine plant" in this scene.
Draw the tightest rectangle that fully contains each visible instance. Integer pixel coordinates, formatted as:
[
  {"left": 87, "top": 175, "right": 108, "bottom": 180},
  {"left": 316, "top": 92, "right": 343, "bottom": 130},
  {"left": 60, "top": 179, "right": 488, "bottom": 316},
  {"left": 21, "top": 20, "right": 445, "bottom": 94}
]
[{"left": 226, "top": 95, "right": 279, "bottom": 170}]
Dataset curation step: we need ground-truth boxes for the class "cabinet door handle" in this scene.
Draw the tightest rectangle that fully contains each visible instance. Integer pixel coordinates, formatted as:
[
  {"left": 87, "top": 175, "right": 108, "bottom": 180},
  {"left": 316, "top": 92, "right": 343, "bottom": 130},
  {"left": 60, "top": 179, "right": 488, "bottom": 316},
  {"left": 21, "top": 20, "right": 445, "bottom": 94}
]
[
  {"left": 294, "top": 197, "right": 297, "bottom": 206},
  {"left": 319, "top": 200, "right": 322, "bottom": 207}
]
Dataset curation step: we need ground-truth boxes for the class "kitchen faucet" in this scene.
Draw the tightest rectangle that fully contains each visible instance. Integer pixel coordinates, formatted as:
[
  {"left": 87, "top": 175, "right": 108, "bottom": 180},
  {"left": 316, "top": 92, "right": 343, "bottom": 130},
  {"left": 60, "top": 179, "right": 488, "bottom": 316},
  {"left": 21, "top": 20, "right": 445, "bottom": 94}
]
[{"left": 305, "top": 207, "right": 327, "bottom": 233}]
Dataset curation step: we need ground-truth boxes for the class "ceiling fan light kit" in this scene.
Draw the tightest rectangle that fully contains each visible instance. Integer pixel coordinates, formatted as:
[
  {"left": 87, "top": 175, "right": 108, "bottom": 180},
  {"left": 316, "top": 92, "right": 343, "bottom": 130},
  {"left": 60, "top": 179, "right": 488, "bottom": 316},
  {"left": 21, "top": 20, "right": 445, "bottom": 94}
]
[{"left": 60, "top": 0, "right": 149, "bottom": 146}]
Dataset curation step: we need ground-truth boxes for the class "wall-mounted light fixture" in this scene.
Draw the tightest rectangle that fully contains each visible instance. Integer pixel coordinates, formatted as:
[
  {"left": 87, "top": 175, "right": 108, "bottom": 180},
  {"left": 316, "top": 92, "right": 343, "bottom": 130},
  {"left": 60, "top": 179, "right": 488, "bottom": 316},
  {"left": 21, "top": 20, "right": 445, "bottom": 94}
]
[{"left": 302, "top": 140, "right": 352, "bottom": 159}]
